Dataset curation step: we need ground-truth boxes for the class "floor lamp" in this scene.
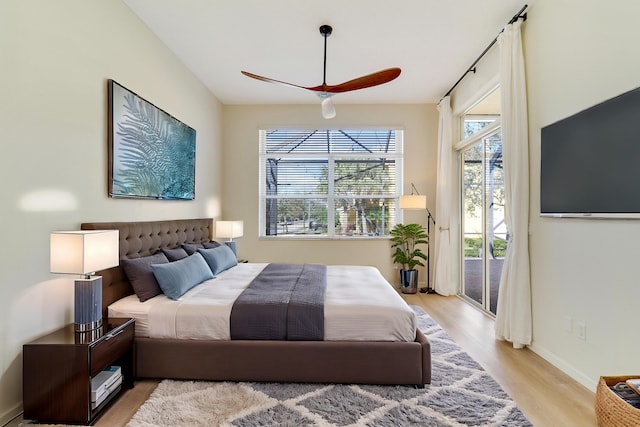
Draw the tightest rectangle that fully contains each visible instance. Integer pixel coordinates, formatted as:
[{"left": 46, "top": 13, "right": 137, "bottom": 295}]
[{"left": 399, "top": 183, "right": 436, "bottom": 294}]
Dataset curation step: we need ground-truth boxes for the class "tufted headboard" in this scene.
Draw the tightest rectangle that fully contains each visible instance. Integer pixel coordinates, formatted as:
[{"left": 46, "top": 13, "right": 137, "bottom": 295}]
[{"left": 81, "top": 218, "right": 213, "bottom": 320}]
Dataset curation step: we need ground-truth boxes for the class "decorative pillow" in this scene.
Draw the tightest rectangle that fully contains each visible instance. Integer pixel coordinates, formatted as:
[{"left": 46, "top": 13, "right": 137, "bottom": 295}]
[
  {"left": 161, "top": 246, "right": 189, "bottom": 262},
  {"left": 151, "top": 253, "right": 214, "bottom": 300},
  {"left": 121, "top": 252, "right": 169, "bottom": 302},
  {"left": 197, "top": 245, "right": 238, "bottom": 275},
  {"left": 203, "top": 240, "right": 221, "bottom": 249},
  {"left": 181, "top": 242, "right": 205, "bottom": 255}
]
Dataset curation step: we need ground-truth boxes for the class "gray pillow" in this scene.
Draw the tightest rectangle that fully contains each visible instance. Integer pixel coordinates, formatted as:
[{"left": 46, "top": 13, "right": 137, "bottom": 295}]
[
  {"left": 151, "top": 253, "right": 214, "bottom": 300},
  {"left": 203, "top": 241, "right": 221, "bottom": 249},
  {"left": 197, "top": 245, "right": 238, "bottom": 275},
  {"left": 161, "top": 247, "right": 189, "bottom": 261},
  {"left": 121, "top": 252, "right": 169, "bottom": 302},
  {"left": 181, "top": 242, "right": 204, "bottom": 255}
]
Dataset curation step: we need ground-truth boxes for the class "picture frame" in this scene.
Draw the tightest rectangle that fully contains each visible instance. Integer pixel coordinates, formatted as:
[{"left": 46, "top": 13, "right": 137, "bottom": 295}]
[{"left": 108, "top": 80, "right": 196, "bottom": 200}]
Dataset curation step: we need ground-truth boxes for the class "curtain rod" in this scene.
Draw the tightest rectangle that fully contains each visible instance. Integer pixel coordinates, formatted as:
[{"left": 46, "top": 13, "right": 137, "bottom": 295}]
[{"left": 439, "top": 4, "right": 528, "bottom": 103}]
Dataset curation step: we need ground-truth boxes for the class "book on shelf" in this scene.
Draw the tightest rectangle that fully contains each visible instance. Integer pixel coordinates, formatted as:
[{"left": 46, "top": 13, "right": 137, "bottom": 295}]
[{"left": 91, "top": 365, "right": 122, "bottom": 408}]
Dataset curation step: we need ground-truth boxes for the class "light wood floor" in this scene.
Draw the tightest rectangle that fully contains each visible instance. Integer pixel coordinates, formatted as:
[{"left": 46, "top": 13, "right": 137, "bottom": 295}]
[
  {"left": 18, "top": 294, "right": 598, "bottom": 426},
  {"left": 404, "top": 293, "right": 597, "bottom": 427}
]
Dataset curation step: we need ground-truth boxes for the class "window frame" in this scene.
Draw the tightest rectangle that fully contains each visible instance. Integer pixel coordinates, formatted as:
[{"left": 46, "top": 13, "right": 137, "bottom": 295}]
[{"left": 258, "top": 128, "right": 404, "bottom": 240}]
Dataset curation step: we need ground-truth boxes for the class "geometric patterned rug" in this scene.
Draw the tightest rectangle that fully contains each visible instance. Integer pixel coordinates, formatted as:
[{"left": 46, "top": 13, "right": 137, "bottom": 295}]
[{"left": 126, "top": 306, "right": 532, "bottom": 427}]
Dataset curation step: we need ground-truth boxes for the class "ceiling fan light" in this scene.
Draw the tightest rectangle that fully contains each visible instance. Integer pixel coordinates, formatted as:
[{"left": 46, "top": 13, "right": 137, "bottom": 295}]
[{"left": 321, "top": 97, "right": 336, "bottom": 119}]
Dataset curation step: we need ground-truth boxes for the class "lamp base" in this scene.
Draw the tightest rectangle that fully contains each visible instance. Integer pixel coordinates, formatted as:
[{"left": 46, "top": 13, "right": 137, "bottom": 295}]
[
  {"left": 225, "top": 241, "right": 237, "bottom": 256},
  {"left": 75, "top": 328, "right": 103, "bottom": 344},
  {"left": 419, "top": 287, "right": 437, "bottom": 294},
  {"left": 74, "top": 276, "right": 103, "bottom": 332},
  {"left": 75, "top": 320, "right": 102, "bottom": 333}
]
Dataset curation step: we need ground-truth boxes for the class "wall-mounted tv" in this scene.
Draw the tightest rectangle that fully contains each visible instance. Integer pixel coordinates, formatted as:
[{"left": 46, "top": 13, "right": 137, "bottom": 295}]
[{"left": 540, "top": 87, "right": 640, "bottom": 218}]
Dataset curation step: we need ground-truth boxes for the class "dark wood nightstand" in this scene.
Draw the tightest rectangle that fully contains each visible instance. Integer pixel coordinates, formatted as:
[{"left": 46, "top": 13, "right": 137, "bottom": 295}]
[{"left": 23, "top": 318, "right": 135, "bottom": 425}]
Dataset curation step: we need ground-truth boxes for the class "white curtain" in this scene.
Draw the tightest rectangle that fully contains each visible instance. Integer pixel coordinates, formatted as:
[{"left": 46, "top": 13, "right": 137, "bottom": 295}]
[
  {"left": 433, "top": 96, "right": 456, "bottom": 295},
  {"left": 494, "top": 20, "right": 532, "bottom": 348}
]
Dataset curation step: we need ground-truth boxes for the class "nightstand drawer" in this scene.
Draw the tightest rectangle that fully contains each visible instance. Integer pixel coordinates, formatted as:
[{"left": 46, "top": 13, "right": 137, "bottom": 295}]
[{"left": 91, "top": 322, "right": 134, "bottom": 376}]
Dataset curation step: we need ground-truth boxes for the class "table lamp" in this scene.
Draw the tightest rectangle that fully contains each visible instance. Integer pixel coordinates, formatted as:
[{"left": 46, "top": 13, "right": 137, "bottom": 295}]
[
  {"left": 50, "top": 230, "right": 119, "bottom": 332},
  {"left": 215, "top": 220, "right": 243, "bottom": 255}
]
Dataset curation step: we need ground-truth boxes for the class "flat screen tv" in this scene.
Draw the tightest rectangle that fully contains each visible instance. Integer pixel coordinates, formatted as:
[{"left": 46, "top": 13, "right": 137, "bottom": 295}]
[{"left": 540, "top": 87, "right": 640, "bottom": 218}]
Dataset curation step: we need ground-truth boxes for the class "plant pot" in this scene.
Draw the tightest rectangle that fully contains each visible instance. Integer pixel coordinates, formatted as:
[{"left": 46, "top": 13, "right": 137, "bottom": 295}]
[{"left": 399, "top": 269, "right": 418, "bottom": 294}]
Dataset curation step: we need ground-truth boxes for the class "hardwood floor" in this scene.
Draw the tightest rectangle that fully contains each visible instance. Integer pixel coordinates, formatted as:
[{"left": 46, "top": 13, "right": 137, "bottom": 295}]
[
  {"left": 93, "top": 379, "right": 158, "bottom": 427},
  {"left": 404, "top": 293, "right": 597, "bottom": 427},
  {"left": 15, "top": 294, "right": 597, "bottom": 426}
]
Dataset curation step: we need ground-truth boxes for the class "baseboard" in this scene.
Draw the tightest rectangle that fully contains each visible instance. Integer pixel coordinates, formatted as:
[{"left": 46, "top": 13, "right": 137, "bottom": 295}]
[
  {"left": 528, "top": 342, "right": 598, "bottom": 392},
  {"left": 0, "top": 404, "right": 22, "bottom": 427}
]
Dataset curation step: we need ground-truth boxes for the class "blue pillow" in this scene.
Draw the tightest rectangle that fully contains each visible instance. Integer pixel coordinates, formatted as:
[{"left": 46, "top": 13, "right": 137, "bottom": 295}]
[
  {"left": 197, "top": 245, "right": 238, "bottom": 275},
  {"left": 151, "top": 253, "right": 214, "bottom": 300}
]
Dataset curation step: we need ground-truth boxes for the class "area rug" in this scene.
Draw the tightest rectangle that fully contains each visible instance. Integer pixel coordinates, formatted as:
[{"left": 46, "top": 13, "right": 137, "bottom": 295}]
[{"left": 126, "top": 306, "right": 531, "bottom": 427}]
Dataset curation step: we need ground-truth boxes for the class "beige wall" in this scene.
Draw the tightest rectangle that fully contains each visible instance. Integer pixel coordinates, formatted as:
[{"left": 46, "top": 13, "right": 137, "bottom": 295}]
[
  {"left": 524, "top": 1, "right": 640, "bottom": 390},
  {"left": 222, "top": 104, "right": 438, "bottom": 285},
  {"left": 0, "top": 1, "right": 223, "bottom": 422},
  {"left": 449, "top": 1, "right": 640, "bottom": 391}
]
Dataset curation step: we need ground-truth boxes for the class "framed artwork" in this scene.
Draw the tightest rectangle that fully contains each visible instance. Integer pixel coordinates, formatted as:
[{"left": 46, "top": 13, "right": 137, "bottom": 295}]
[{"left": 108, "top": 80, "right": 196, "bottom": 200}]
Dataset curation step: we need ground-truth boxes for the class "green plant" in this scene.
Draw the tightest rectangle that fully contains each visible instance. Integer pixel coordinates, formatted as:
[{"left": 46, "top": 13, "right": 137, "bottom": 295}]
[
  {"left": 390, "top": 223, "right": 428, "bottom": 270},
  {"left": 463, "top": 237, "right": 507, "bottom": 258}
]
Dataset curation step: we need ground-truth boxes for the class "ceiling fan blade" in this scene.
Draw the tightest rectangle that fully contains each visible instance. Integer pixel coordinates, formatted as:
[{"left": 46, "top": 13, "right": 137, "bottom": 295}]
[
  {"left": 241, "top": 71, "right": 312, "bottom": 91},
  {"left": 242, "top": 25, "right": 401, "bottom": 120},
  {"left": 315, "top": 68, "right": 402, "bottom": 94},
  {"left": 321, "top": 97, "right": 336, "bottom": 119}
]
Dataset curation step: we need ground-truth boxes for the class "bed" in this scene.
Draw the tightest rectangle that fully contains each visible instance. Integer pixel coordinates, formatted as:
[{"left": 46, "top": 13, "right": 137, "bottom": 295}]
[{"left": 81, "top": 218, "right": 431, "bottom": 386}]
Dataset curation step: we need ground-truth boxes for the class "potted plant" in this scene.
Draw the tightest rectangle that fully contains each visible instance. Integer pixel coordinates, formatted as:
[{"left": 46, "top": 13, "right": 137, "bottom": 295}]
[{"left": 390, "top": 223, "right": 428, "bottom": 294}]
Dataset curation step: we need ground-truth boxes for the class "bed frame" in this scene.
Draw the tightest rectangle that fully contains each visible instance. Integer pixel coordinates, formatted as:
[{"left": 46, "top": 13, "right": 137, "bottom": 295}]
[{"left": 82, "top": 218, "right": 431, "bottom": 386}]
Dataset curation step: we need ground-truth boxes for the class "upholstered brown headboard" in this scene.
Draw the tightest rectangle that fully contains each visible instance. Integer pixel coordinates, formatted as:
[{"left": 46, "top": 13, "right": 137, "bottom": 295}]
[{"left": 81, "top": 218, "right": 213, "bottom": 320}]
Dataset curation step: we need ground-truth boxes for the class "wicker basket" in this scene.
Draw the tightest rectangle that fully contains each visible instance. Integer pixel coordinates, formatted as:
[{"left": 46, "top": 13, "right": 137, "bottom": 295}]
[{"left": 596, "top": 376, "right": 640, "bottom": 426}]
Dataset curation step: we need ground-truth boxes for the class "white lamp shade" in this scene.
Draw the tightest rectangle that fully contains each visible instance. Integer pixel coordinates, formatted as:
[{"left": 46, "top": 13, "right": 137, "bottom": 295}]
[
  {"left": 399, "top": 194, "right": 427, "bottom": 210},
  {"left": 215, "top": 220, "right": 244, "bottom": 239},
  {"left": 50, "top": 230, "right": 119, "bottom": 275}
]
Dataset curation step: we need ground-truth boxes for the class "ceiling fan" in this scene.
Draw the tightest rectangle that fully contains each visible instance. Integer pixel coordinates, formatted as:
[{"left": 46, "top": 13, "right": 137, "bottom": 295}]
[{"left": 241, "top": 25, "right": 401, "bottom": 119}]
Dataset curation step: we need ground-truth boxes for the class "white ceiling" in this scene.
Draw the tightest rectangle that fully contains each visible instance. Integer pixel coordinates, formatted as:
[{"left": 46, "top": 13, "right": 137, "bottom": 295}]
[{"left": 122, "top": 0, "right": 527, "bottom": 106}]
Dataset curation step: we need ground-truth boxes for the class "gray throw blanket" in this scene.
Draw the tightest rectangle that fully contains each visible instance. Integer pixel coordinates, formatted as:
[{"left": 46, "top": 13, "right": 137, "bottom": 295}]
[{"left": 230, "top": 263, "right": 326, "bottom": 340}]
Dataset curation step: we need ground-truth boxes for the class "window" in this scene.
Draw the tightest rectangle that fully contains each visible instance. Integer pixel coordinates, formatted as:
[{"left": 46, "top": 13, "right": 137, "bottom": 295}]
[
  {"left": 463, "top": 115, "right": 499, "bottom": 139},
  {"left": 462, "top": 89, "right": 501, "bottom": 139},
  {"left": 259, "top": 129, "right": 403, "bottom": 238},
  {"left": 457, "top": 87, "right": 505, "bottom": 315}
]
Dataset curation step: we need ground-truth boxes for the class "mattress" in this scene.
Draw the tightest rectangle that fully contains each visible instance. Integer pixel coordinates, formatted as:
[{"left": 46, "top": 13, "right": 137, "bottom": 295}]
[{"left": 108, "top": 263, "right": 416, "bottom": 342}]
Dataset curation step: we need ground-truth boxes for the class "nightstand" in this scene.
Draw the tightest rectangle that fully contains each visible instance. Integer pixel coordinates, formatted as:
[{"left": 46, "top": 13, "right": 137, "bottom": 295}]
[{"left": 23, "top": 318, "right": 135, "bottom": 425}]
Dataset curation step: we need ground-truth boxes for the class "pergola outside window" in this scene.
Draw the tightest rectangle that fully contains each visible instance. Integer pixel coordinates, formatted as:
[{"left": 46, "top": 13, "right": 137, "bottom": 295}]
[{"left": 259, "top": 129, "right": 403, "bottom": 238}]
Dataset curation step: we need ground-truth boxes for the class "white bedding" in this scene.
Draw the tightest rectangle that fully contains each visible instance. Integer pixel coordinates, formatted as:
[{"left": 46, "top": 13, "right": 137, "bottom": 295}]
[{"left": 108, "top": 263, "right": 416, "bottom": 342}]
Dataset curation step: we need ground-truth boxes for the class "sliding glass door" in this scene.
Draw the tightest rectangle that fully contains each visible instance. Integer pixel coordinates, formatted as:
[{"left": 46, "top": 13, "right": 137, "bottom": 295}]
[{"left": 461, "top": 127, "right": 506, "bottom": 315}]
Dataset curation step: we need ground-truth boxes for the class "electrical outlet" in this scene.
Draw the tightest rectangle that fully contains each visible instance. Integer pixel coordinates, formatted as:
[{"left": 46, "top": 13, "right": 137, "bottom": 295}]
[
  {"left": 563, "top": 316, "right": 573, "bottom": 333},
  {"left": 576, "top": 322, "right": 586, "bottom": 340}
]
